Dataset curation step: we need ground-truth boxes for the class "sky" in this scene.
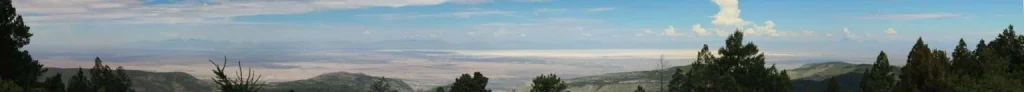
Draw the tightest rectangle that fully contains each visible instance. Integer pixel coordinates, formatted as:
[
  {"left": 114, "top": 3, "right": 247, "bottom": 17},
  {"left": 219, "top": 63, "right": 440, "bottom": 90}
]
[
  {"left": 12, "top": 0, "right": 1024, "bottom": 90},
  {"left": 15, "top": 0, "right": 1023, "bottom": 45}
]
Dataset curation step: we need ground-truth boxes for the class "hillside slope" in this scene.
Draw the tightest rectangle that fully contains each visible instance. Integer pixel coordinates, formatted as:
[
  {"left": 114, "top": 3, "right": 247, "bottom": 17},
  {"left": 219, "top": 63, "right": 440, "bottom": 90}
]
[
  {"left": 535, "top": 62, "right": 897, "bottom": 92},
  {"left": 265, "top": 72, "right": 414, "bottom": 92}
]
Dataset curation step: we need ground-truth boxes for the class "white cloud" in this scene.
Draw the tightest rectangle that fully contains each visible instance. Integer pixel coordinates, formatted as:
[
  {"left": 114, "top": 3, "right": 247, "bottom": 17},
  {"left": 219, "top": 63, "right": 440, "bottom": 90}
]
[
  {"left": 760, "top": 21, "right": 779, "bottom": 36},
  {"left": 710, "top": 0, "right": 749, "bottom": 27},
  {"left": 14, "top": 0, "right": 470, "bottom": 24},
  {"left": 586, "top": 7, "right": 616, "bottom": 12},
  {"left": 451, "top": 0, "right": 494, "bottom": 4},
  {"left": 364, "top": 10, "right": 515, "bottom": 20},
  {"left": 692, "top": 24, "right": 709, "bottom": 37},
  {"left": 714, "top": 29, "right": 731, "bottom": 37},
  {"left": 858, "top": 13, "right": 963, "bottom": 20},
  {"left": 535, "top": 8, "right": 567, "bottom": 12},
  {"left": 660, "top": 25, "right": 681, "bottom": 36},
  {"left": 688, "top": 0, "right": 810, "bottom": 38},
  {"left": 885, "top": 28, "right": 897, "bottom": 36}
]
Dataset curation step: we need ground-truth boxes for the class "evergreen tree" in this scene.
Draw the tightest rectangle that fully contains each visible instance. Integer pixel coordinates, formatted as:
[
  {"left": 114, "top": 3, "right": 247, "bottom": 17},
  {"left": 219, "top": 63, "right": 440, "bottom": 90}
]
[
  {"left": 114, "top": 66, "right": 133, "bottom": 92},
  {"left": 43, "top": 74, "right": 65, "bottom": 92},
  {"left": 674, "top": 31, "right": 790, "bottom": 92},
  {"left": 451, "top": 72, "right": 489, "bottom": 92},
  {"left": 89, "top": 57, "right": 134, "bottom": 92},
  {"left": 826, "top": 77, "right": 839, "bottom": 92},
  {"left": 674, "top": 44, "right": 736, "bottom": 92},
  {"left": 433, "top": 87, "right": 446, "bottom": 92},
  {"left": 371, "top": 77, "right": 397, "bottom": 92},
  {"left": 987, "top": 25, "right": 1021, "bottom": 71},
  {"left": 859, "top": 51, "right": 895, "bottom": 92},
  {"left": 894, "top": 37, "right": 953, "bottom": 92},
  {"left": 634, "top": 86, "right": 645, "bottom": 92},
  {"left": 209, "top": 57, "right": 265, "bottom": 92},
  {"left": 529, "top": 74, "right": 567, "bottom": 92},
  {"left": 952, "top": 39, "right": 983, "bottom": 77},
  {"left": 0, "top": 0, "right": 45, "bottom": 90},
  {"left": 667, "top": 68, "right": 686, "bottom": 92},
  {"left": 68, "top": 68, "right": 92, "bottom": 92}
]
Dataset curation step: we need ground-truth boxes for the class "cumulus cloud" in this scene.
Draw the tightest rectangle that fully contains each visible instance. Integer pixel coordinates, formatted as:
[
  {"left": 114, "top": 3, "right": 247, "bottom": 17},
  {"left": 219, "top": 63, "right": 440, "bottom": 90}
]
[
  {"left": 743, "top": 21, "right": 780, "bottom": 36},
  {"left": 858, "top": 12, "right": 963, "bottom": 20},
  {"left": 840, "top": 28, "right": 873, "bottom": 42},
  {"left": 586, "top": 7, "right": 616, "bottom": 12},
  {"left": 710, "top": 0, "right": 749, "bottom": 27},
  {"left": 660, "top": 25, "right": 681, "bottom": 36},
  {"left": 692, "top": 24, "right": 709, "bottom": 37},
  {"left": 688, "top": 0, "right": 803, "bottom": 37},
  {"left": 885, "top": 28, "right": 897, "bottom": 36},
  {"left": 13, "top": 0, "right": 472, "bottom": 24}
]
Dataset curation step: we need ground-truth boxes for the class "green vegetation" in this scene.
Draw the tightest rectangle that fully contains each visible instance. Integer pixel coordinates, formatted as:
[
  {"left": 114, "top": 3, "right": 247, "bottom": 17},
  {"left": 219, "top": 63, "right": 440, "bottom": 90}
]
[
  {"left": 670, "top": 31, "right": 791, "bottom": 92},
  {"left": 4, "top": 0, "right": 1024, "bottom": 91},
  {"left": 859, "top": 51, "right": 896, "bottom": 92},
  {"left": 450, "top": 72, "right": 490, "bottom": 92},
  {"left": 42, "top": 74, "right": 65, "bottom": 92},
  {"left": 530, "top": 74, "right": 568, "bottom": 92},
  {"left": 867, "top": 25, "right": 1024, "bottom": 92},
  {"left": 0, "top": 0, "right": 45, "bottom": 91},
  {"left": 371, "top": 77, "right": 399, "bottom": 92},
  {"left": 209, "top": 57, "right": 265, "bottom": 92}
]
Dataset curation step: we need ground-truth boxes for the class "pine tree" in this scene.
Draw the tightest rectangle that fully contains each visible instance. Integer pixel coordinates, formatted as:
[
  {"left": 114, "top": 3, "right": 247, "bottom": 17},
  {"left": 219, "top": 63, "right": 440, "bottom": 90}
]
[
  {"left": 530, "top": 74, "right": 567, "bottom": 92},
  {"left": 43, "top": 74, "right": 66, "bottom": 92},
  {"left": 988, "top": 25, "right": 1021, "bottom": 71},
  {"left": 0, "top": 0, "right": 45, "bottom": 90},
  {"left": 859, "top": 51, "right": 895, "bottom": 92},
  {"left": 89, "top": 57, "right": 134, "bottom": 92},
  {"left": 952, "top": 39, "right": 982, "bottom": 77},
  {"left": 371, "top": 77, "right": 397, "bottom": 92},
  {"left": 451, "top": 72, "right": 489, "bottom": 92},
  {"left": 209, "top": 57, "right": 265, "bottom": 92},
  {"left": 675, "top": 44, "right": 734, "bottom": 92},
  {"left": 634, "top": 86, "right": 645, "bottom": 92},
  {"left": 826, "top": 77, "right": 839, "bottom": 92},
  {"left": 68, "top": 68, "right": 92, "bottom": 92},
  {"left": 673, "top": 31, "right": 790, "bottom": 92},
  {"left": 894, "top": 37, "right": 953, "bottom": 92}
]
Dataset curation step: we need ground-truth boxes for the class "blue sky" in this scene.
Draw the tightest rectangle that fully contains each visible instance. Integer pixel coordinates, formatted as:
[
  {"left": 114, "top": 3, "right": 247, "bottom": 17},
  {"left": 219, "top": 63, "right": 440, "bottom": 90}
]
[
  {"left": 14, "top": 0, "right": 1024, "bottom": 49},
  {"left": 13, "top": 0, "right": 1024, "bottom": 89}
]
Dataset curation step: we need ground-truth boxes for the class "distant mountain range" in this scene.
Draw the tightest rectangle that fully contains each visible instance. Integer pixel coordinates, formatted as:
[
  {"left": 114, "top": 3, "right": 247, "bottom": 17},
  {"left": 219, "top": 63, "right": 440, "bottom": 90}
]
[
  {"left": 42, "top": 68, "right": 216, "bottom": 92},
  {"left": 41, "top": 68, "right": 414, "bottom": 92},
  {"left": 265, "top": 72, "right": 413, "bottom": 92},
  {"left": 512, "top": 62, "right": 895, "bottom": 92},
  {"left": 41, "top": 62, "right": 886, "bottom": 92}
]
